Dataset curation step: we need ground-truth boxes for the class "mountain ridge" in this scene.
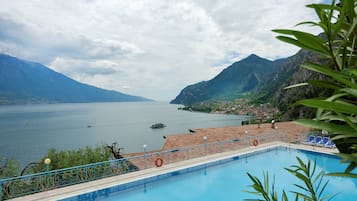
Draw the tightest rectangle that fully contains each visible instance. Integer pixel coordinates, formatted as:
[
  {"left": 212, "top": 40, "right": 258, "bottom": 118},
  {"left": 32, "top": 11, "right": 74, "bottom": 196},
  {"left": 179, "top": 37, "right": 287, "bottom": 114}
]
[
  {"left": 170, "top": 54, "right": 279, "bottom": 105},
  {"left": 171, "top": 49, "right": 331, "bottom": 120},
  {"left": 0, "top": 53, "right": 150, "bottom": 104}
]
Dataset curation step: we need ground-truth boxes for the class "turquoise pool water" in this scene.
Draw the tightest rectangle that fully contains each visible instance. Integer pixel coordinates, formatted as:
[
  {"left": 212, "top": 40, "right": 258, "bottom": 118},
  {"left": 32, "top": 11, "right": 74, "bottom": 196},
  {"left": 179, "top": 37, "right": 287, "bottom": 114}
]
[{"left": 61, "top": 147, "right": 357, "bottom": 201}]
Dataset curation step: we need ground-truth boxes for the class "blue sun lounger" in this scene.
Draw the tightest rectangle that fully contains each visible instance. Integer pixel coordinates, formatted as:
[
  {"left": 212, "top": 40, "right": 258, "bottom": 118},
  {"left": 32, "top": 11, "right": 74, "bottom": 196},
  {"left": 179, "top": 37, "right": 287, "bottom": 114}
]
[
  {"left": 325, "top": 140, "right": 336, "bottom": 148},
  {"left": 303, "top": 135, "right": 315, "bottom": 144},
  {"left": 317, "top": 137, "right": 330, "bottom": 147},
  {"left": 313, "top": 136, "right": 322, "bottom": 146}
]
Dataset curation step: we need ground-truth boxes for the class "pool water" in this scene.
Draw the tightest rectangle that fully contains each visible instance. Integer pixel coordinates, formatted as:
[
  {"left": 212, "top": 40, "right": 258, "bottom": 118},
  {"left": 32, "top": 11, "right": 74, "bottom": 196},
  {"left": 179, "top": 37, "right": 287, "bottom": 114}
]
[{"left": 61, "top": 147, "right": 357, "bottom": 201}]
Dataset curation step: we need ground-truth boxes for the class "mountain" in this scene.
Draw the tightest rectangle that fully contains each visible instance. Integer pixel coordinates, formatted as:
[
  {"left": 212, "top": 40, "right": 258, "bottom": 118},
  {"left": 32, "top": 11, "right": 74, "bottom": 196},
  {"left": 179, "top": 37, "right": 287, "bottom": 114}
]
[
  {"left": 253, "top": 50, "right": 331, "bottom": 120},
  {"left": 0, "top": 53, "right": 150, "bottom": 104},
  {"left": 170, "top": 54, "right": 279, "bottom": 105},
  {"left": 251, "top": 50, "right": 315, "bottom": 103},
  {"left": 171, "top": 47, "right": 333, "bottom": 120}
]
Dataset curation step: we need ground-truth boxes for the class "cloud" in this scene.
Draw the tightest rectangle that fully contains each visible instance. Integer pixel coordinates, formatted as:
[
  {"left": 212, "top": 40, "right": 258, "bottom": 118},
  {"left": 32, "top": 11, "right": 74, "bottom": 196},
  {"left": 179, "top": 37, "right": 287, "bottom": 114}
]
[
  {"left": 0, "top": 13, "right": 143, "bottom": 63},
  {"left": 0, "top": 0, "right": 324, "bottom": 100},
  {"left": 0, "top": 16, "right": 27, "bottom": 44},
  {"left": 50, "top": 57, "right": 119, "bottom": 76}
]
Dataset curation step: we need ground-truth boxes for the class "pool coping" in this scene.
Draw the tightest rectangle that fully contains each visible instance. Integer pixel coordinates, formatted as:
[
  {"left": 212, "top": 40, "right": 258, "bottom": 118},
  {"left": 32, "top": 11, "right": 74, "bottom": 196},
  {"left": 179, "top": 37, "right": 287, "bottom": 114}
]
[{"left": 8, "top": 142, "right": 338, "bottom": 201}]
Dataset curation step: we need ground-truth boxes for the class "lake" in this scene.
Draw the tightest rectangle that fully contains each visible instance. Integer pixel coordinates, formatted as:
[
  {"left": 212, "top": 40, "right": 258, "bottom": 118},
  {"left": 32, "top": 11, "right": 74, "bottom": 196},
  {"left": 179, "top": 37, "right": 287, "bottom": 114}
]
[{"left": 0, "top": 102, "right": 249, "bottom": 167}]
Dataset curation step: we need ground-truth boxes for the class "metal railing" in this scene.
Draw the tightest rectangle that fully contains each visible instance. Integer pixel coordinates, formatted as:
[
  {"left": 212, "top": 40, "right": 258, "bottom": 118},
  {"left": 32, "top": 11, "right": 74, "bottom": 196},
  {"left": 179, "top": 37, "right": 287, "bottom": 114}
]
[{"left": 0, "top": 131, "right": 289, "bottom": 200}]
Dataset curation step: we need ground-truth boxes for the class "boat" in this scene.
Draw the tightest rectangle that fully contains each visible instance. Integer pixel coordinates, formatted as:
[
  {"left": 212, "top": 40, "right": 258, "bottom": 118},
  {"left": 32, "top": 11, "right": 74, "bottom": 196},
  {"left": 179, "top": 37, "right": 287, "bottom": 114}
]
[{"left": 150, "top": 123, "right": 166, "bottom": 129}]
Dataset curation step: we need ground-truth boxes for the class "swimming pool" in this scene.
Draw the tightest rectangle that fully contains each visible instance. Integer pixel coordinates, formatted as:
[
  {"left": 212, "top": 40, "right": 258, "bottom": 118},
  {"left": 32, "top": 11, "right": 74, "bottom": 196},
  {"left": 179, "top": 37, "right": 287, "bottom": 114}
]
[{"left": 60, "top": 147, "right": 357, "bottom": 201}]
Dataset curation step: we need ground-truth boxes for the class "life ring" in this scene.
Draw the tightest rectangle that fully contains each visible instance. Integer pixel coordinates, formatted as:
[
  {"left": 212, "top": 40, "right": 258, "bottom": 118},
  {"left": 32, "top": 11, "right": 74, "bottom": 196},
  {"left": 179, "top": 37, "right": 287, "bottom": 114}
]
[
  {"left": 155, "top": 157, "right": 163, "bottom": 167},
  {"left": 252, "top": 139, "right": 259, "bottom": 146}
]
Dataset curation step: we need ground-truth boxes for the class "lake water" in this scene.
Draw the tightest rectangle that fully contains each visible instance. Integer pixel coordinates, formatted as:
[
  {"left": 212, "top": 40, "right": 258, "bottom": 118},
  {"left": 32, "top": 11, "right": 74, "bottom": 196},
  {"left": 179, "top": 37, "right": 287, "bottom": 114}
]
[{"left": 0, "top": 102, "right": 249, "bottom": 167}]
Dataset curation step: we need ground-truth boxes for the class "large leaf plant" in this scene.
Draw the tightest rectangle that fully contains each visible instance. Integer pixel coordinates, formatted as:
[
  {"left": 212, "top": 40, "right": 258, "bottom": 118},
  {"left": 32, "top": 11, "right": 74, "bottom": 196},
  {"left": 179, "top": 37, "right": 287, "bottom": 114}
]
[
  {"left": 273, "top": 0, "right": 357, "bottom": 177},
  {"left": 246, "top": 1, "right": 356, "bottom": 200}
]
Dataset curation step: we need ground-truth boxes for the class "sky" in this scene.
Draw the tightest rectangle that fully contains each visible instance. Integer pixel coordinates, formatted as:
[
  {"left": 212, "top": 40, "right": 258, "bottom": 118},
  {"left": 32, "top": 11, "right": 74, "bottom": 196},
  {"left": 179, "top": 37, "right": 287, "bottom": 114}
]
[{"left": 0, "top": 0, "right": 326, "bottom": 101}]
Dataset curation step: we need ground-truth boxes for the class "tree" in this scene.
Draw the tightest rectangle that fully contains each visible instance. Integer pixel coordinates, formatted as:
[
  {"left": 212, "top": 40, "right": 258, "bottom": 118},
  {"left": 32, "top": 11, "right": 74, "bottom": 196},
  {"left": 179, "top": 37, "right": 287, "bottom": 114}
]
[
  {"left": 41, "top": 145, "right": 113, "bottom": 170},
  {"left": 0, "top": 157, "right": 19, "bottom": 178}
]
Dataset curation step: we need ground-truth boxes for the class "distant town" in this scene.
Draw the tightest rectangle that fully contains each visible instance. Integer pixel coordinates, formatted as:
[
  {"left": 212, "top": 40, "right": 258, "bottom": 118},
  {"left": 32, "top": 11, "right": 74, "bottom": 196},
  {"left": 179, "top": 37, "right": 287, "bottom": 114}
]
[{"left": 179, "top": 98, "right": 279, "bottom": 123}]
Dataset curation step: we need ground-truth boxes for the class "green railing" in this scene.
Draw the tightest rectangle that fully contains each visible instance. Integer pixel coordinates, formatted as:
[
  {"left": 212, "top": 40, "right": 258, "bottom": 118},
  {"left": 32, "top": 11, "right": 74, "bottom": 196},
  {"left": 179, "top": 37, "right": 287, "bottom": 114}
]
[
  {"left": 0, "top": 157, "right": 140, "bottom": 200},
  {"left": 0, "top": 131, "right": 288, "bottom": 200}
]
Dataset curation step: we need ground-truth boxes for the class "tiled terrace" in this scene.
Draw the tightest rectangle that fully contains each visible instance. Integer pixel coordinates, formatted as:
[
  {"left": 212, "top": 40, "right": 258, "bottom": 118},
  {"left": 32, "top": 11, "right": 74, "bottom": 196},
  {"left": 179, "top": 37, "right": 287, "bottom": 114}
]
[
  {"left": 162, "top": 121, "right": 309, "bottom": 150},
  {"left": 119, "top": 122, "right": 310, "bottom": 170}
]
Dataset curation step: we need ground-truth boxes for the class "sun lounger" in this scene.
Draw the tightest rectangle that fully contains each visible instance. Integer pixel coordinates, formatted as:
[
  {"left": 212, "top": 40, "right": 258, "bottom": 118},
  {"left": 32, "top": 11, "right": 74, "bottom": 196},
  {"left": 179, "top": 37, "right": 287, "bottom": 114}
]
[
  {"left": 317, "top": 137, "right": 329, "bottom": 147},
  {"left": 313, "top": 136, "right": 322, "bottom": 145},
  {"left": 325, "top": 140, "right": 336, "bottom": 148},
  {"left": 303, "top": 135, "right": 315, "bottom": 144}
]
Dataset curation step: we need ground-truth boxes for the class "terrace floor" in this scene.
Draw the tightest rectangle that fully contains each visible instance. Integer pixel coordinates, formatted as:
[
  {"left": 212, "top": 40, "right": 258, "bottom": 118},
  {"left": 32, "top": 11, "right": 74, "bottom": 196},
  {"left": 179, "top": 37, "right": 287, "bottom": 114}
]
[{"left": 162, "top": 121, "right": 310, "bottom": 150}]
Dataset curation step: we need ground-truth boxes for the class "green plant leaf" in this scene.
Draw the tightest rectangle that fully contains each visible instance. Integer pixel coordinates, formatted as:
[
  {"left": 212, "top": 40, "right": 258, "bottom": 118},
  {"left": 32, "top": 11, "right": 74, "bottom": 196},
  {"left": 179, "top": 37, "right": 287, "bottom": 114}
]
[
  {"left": 298, "top": 99, "right": 357, "bottom": 115},
  {"left": 350, "top": 69, "right": 357, "bottom": 77},
  {"left": 292, "top": 30, "right": 330, "bottom": 54},
  {"left": 306, "top": 3, "right": 341, "bottom": 12},
  {"left": 327, "top": 172, "right": 357, "bottom": 178},
  {"left": 296, "top": 21, "right": 321, "bottom": 27},
  {"left": 284, "top": 82, "right": 309, "bottom": 90},
  {"left": 296, "top": 119, "right": 356, "bottom": 136},
  {"left": 307, "top": 80, "right": 341, "bottom": 90},
  {"left": 337, "top": 112, "right": 357, "bottom": 134},
  {"left": 325, "top": 92, "right": 348, "bottom": 102},
  {"left": 330, "top": 134, "right": 357, "bottom": 141},
  {"left": 318, "top": 114, "right": 357, "bottom": 123},
  {"left": 282, "top": 191, "right": 288, "bottom": 201},
  {"left": 272, "top": 29, "right": 295, "bottom": 35},
  {"left": 300, "top": 63, "right": 356, "bottom": 88},
  {"left": 277, "top": 33, "right": 330, "bottom": 56},
  {"left": 340, "top": 88, "right": 357, "bottom": 97},
  {"left": 276, "top": 36, "right": 311, "bottom": 50}
]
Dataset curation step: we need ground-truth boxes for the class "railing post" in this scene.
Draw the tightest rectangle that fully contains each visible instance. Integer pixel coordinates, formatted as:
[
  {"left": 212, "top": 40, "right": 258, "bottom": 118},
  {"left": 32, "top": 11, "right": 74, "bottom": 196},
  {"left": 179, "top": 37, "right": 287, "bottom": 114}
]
[
  {"left": 203, "top": 136, "right": 207, "bottom": 155},
  {"left": 143, "top": 144, "right": 147, "bottom": 169},
  {"left": 85, "top": 166, "right": 89, "bottom": 180},
  {"left": 44, "top": 158, "right": 51, "bottom": 189},
  {"left": 244, "top": 131, "right": 249, "bottom": 147}
]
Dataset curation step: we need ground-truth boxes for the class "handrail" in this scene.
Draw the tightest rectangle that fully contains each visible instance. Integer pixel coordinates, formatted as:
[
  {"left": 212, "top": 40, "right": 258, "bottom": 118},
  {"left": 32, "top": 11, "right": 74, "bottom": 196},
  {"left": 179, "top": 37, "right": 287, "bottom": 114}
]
[
  {"left": 0, "top": 131, "right": 286, "bottom": 200},
  {"left": 0, "top": 156, "right": 142, "bottom": 183}
]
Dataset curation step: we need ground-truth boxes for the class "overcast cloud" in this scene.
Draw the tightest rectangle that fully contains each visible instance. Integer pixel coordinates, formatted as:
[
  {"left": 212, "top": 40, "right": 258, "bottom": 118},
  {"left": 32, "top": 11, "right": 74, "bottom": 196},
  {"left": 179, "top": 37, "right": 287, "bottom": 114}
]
[{"left": 0, "top": 0, "right": 324, "bottom": 101}]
